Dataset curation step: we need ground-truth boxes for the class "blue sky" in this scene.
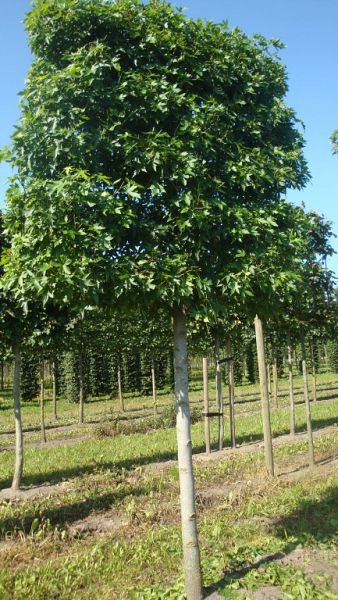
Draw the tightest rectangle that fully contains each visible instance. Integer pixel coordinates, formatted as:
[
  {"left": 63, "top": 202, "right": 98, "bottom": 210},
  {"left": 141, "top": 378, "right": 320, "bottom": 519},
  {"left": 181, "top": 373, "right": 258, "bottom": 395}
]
[{"left": 1, "top": 0, "right": 338, "bottom": 272}]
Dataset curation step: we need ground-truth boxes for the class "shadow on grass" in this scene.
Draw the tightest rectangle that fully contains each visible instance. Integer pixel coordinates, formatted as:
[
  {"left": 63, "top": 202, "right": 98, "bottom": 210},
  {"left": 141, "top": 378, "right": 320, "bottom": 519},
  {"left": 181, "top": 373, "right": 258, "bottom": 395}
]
[
  {"left": 0, "top": 480, "right": 149, "bottom": 537},
  {"left": 204, "top": 483, "right": 338, "bottom": 598}
]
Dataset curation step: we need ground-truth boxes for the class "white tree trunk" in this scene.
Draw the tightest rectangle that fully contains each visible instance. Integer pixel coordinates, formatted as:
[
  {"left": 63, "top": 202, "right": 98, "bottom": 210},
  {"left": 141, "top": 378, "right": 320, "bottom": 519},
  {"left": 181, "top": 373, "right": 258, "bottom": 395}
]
[
  {"left": 12, "top": 345, "right": 23, "bottom": 491},
  {"left": 173, "top": 308, "right": 202, "bottom": 600},
  {"left": 254, "top": 316, "right": 274, "bottom": 477}
]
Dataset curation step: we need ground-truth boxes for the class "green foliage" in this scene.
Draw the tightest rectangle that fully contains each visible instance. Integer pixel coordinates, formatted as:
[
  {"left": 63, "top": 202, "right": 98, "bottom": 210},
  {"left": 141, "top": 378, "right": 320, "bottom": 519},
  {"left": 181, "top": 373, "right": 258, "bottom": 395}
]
[
  {"left": 20, "top": 352, "right": 39, "bottom": 402},
  {"left": 3, "top": 0, "right": 309, "bottom": 318},
  {"left": 327, "top": 339, "right": 338, "bottom": 372},
  {"left": 60, "top": 351, "right": 79, "bottom": 403}
]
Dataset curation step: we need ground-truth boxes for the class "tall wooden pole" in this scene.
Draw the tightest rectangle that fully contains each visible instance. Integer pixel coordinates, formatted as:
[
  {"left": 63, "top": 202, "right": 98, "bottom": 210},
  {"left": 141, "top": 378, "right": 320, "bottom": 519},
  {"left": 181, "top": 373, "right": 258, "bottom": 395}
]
[
  {"left": 117, "top": 361, "right": 124, "bottom": 412},
  {"left": 227, "top": 338, "right": 236, "bottom": 448},
  {"left": 40, "top": 359, "right": 47, "bottom": 443},
  {"left": 301, "top": 335, "right": 315, "bottom": 467},
  {"left": 287, "top": 337, "right": 295, "bottom": 436},
  {"left": 215, "top": 338, "right": 224, "bottom": 451},
  {"left": 79, "top": 351, "right": 84, "bottom": 424},
  {"left": 12, "top": 345, "right": 23, "bottom": 491},
  {"left": 254, "top": 315, "right": 274, "bottom": 477},
  {"left": 203, "top": 357, "right": 211, "bottom": 454},
  {"left": 173, "top": 308, "right": 202, "bottom": 600},
  {"left": 310, "top": 341, "right": 317, "bottom": 403},
  {"left": 151, "top": 357, "right": 158, "bottom": 415},
  {"left": 51, "top": 358, "right": 57, "bottom": 420}
]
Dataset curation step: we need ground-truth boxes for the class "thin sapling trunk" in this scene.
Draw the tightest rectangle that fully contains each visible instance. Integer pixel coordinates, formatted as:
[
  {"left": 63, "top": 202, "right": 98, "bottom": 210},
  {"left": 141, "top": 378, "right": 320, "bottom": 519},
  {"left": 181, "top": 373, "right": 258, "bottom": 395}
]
[
  {"left": 173, "top": 308, "right": 202, "bottom": 600},
  {"left": 310, "top": 342, "right": 317, "bottom": 402},
  {"left": 272, "top": 352, "right": 278, "bottom": 408}
]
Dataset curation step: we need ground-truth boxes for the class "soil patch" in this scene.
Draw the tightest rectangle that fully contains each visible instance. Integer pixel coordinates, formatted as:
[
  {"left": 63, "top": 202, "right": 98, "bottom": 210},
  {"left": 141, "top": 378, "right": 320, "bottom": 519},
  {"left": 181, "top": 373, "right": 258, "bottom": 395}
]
[{"left": 0, "top": 481, "right": 71, "bottom": 501}]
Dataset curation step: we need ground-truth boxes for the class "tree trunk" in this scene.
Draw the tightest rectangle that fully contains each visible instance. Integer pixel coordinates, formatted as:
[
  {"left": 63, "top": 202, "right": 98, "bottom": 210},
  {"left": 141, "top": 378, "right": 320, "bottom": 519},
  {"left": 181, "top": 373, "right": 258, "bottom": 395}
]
[
  {"left": 1, "top": 361, "right": 4, "bottom": 391},
  {"left": 203, "top": 357, "right": 211, "bottom": 454},
  {"left": 287, "top": 338, "right": 296, "bottom": 436},
  {"left": 151, "top": 357, "right": 158, "bottom": 415},
  {"left": 272, "top": 353, "right": 278, "bottom": 408},
  {"left": 40, "top": 359, "right": 46, "bottom": 443},
  {"left": 79, "top": 351, "right": 84, "bottom": 424},
  {"left": 310, "top": 342, "right": 317, "bottom": 403},
  {"left": 173, "top": 308, "right": 202, "bottom": 600},
  {"left": 215, "top": 338, "right": 224, "bottom": 451},
  {"left": 323, "top": 343, "right": 329, "bottom": 371},
  {"left": 254, "top": 316, "right": 274, "bottom": 477},
  {"left": 51, "top": 359, "right": 57, "bottom": 420},
  {"left": 117, "top": 361, "right": 124, "bottom": 412},
  {"left": 12, "top": 345, "right": 23, "bottom": 491},
  {"left": 301, "top": 336, "right": 315, "bottom": 467},
  {"left": 227, "top": 338, "right": 236, "bottom": 448}
]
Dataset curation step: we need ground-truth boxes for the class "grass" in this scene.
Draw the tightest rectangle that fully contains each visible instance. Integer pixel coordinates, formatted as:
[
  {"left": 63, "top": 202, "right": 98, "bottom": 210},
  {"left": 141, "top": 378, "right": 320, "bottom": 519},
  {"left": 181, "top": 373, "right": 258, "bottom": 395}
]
[{"left": 0, "top": 369, "right": 337, "bottom": 598}]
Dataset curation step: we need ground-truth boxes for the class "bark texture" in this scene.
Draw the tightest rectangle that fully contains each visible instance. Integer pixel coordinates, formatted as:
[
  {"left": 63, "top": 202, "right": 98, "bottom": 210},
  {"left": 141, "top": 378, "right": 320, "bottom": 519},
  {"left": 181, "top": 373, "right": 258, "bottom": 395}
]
[{"left": 173, "top": 308, "right": 202, "bottom": 600}]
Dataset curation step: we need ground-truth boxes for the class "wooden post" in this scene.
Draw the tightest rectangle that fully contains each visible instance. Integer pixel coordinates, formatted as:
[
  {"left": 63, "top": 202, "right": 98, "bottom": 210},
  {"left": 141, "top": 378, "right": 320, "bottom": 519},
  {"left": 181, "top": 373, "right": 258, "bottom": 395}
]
[
  {"left": 215, "top": 338, "right": 224, "bottom": 451},
  {"left": 173, "top": 308, "right": 202, "bottom": 600},
  {"left": 51, "top": 358, "right": 57, "bottom": 420},
  {"left": 267, "top": 362, "right": 272, "bottom": 397},
  {"left": 254, "top": 315, "right": 274, "bottom": 477},
  {"left": 272, "top": 353, "right": 278, "bottom": 408},
  {"left": 117, "top": 360, "right": 124, "bottom": 412},
  {"left": 310, "top": 341, "right": 317, "bottom": 402},
  {"left": 301, "top": 335, "right": 315, "bottom": 467},
  {"left": 287, "top": 337, "right": 295, "bottom": 436},
  {"left": 151, "top": 357, "right": 158, "bottom": 415},
  {"left": 79, "top": 351, "right": 84, "bottom": 424},
  {"left": 203, "top": 358, "right": 211, "bottom": 454},
  {"left": 227, "top": 338, "right": 236, "bottom": 448},
  {"left": 12, "top": 345, "right": 23, "bottom": 490},
  {"left": 40, "top": 359, "right": 47, "bottom": 443},
  {"left": 0, "top": 361, "right": 4, "bottom": 391}
]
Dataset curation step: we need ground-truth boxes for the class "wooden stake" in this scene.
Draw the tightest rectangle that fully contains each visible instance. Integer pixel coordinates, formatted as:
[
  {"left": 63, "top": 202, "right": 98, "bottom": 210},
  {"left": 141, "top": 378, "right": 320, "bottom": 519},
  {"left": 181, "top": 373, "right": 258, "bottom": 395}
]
[
  {"left": 227, "top": 338, "right": 236, "bottom": 448},
  {"left": 301, "top": 335, "right": 315, "bottom": 467},
  {"left": 203, "top": 357, "right": 211, "bottom": 454},
  {"left": 254, "top": 315, "right": 274, "bottom": 477},
  {"left": 215, "top": 338, "right": 224, "bottom": 451},
  {"left": 12, "top": 345, "right": 23, "bottom": 491},
  {"left": 151, "top": 357, "right": 158, "bottom": 415},
  {"left": 287, "top": 337, "right": 295, "bottom": 436},
  {"left": 117, "top": 361, "right": 124, "bottom": 412},
  {"left": 40, "top": 359, "right": 46, "bottom": 443}
]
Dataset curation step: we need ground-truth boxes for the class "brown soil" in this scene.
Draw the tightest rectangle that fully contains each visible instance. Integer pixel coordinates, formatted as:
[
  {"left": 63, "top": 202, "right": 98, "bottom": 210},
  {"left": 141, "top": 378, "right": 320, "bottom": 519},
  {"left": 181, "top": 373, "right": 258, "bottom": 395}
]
[{"left": 0, "top": 481, "right": 71, "bottom": 501}]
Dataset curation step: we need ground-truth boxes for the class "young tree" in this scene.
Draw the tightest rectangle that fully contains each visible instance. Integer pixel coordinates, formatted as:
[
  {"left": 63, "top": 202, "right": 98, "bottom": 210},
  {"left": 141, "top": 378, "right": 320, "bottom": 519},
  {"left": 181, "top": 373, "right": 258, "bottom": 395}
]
[{"left": 3, "top": 1, "right": 309, "bottom": 595}]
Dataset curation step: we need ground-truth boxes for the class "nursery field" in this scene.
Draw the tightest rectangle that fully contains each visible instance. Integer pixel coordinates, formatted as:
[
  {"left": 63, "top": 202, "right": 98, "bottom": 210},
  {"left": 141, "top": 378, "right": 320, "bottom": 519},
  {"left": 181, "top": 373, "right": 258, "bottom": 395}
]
[{"left": 0, "top": 370, "right": 338, "bottom": 599}]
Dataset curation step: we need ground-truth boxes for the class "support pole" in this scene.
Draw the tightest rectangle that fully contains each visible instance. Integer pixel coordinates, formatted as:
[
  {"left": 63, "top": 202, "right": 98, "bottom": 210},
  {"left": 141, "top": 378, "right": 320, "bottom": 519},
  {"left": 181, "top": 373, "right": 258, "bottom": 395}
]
[
  {"left": 254, "top": 315, "right": 274, "bottom": 477},
  {"left": 203, "top": 357, "right": 211, "bottom": 454}
]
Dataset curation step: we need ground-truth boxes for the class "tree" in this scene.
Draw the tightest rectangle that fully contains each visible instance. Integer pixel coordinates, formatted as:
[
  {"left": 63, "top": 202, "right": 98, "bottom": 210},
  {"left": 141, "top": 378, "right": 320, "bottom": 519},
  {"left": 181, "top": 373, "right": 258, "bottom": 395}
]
[{"left": 3, "top": 1, "right": 309, "bottom": 596}]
